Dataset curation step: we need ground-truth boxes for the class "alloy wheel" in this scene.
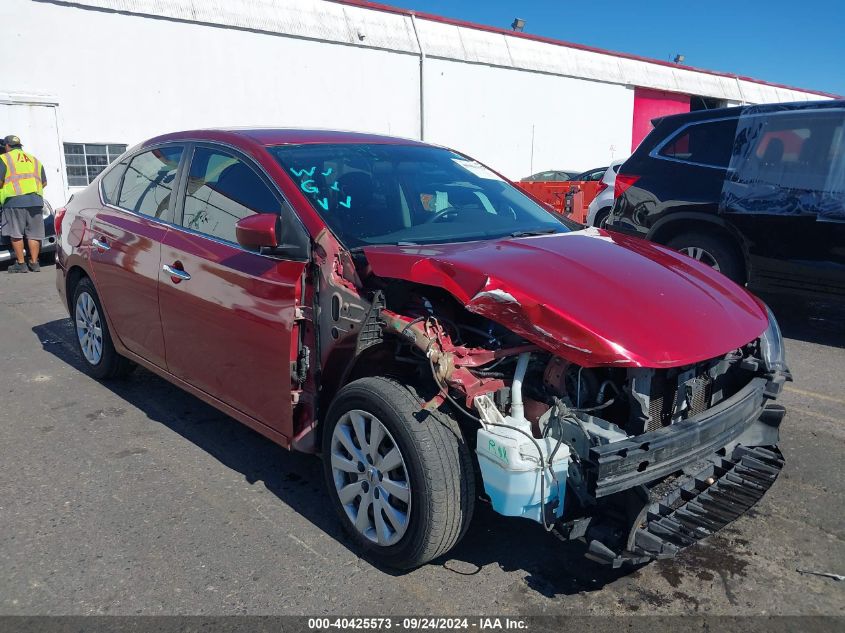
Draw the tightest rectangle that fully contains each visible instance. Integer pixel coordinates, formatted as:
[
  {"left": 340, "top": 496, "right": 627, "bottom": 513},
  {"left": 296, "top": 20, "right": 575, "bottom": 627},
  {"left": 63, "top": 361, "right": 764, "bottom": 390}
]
[
  {"left": 679, "top": 246, "right": 721, "bottom": 272},
  {"left": 75, "top": 291, "right": 104, "bottom": 365},
  {"left": 330, "top": 409, "right": 411, "bottom": 546}
]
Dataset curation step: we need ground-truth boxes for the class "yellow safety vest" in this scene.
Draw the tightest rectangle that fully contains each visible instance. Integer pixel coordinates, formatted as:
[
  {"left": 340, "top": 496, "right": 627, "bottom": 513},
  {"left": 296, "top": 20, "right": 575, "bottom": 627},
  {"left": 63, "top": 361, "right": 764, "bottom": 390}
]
[{"left": 0, "top": 148, "right": 45, "bottom": 206}]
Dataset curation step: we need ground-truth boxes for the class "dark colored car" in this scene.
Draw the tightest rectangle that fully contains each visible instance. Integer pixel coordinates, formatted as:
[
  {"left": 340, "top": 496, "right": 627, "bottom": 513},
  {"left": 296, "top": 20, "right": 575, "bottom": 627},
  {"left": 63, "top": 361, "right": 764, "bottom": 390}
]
[
  {"left": 521, "top": 169, "right": 577, "bottom": 182},
  {"left": 569, "top": 166, "right": 608, "bottom": 182},
  {"left": 609, "top": 100, "right": 845, "bottom": 301},
  {"left": 56, "top": 129, "right": 789, "bottom": 570}
]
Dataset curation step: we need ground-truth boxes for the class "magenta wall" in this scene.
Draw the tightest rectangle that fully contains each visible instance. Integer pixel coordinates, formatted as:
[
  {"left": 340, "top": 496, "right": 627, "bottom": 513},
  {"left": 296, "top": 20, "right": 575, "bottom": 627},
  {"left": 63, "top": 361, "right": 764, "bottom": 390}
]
[{"left": 631, "top": 88, "right": 691, "bottom": 151}]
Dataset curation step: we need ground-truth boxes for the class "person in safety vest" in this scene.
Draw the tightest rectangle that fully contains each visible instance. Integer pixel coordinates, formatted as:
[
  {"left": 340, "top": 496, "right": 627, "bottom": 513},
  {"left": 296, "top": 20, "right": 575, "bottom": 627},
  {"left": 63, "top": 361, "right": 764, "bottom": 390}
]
[{"left": 0, "top": 135, "right": 48, "bottom": 273}]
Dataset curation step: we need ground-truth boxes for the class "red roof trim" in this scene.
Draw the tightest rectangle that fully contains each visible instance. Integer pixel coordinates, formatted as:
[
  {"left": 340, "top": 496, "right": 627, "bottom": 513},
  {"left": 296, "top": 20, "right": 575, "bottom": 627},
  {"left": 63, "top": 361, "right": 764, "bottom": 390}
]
[{"left": 331, "top": 0, "right": 842, "bottom": 99}]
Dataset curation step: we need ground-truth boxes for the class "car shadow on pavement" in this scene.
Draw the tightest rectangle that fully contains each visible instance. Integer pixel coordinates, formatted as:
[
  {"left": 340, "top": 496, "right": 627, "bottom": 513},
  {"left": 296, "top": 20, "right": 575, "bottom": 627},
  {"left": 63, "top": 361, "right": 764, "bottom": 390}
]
[
  {"left": 33, "top": 317, "right": 633, "bottom": 597},
  {"left": 432, "top": 504, "right": 634, "bottom": 596},
  {"left": 760, "top": 292, "right": 845, "bottom": 349}
]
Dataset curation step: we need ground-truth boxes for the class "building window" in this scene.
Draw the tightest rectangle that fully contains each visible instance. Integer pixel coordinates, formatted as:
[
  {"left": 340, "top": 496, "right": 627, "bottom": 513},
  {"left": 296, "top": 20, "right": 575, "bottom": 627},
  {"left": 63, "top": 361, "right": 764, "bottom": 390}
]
[{"left": 64, "top": 143, "right": 127, "bottom": 186}]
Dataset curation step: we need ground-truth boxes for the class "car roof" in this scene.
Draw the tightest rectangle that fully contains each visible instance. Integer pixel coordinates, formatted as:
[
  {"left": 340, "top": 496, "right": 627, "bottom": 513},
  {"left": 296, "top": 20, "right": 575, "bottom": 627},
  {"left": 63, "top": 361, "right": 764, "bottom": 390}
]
[
  {"left": 144, "top": 128, "right": 430, "bottom": 148},
  {"left": 652, "top": 98, "right": 845, "bottom": 128}
]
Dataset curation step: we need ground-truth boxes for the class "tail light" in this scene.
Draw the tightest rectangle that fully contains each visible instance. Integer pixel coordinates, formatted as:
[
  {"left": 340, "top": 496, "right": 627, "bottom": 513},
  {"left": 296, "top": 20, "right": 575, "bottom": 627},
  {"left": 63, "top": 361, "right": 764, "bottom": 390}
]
[
  {"left": 614, "top": 173, "right": 640, "bottom": 199},
  {"left": 595, "top": 181, "right": 609, "bottom": 196},
  {"left": 54, "top": 207, "right": 67, "bottom": 235}
]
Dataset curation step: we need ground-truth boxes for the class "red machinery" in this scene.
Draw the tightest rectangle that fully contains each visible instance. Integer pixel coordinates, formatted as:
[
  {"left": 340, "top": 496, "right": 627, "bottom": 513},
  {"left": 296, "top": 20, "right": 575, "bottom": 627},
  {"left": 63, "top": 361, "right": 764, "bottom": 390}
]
[{"left": 517, "top": 180, "right": 601, "bottom": 224}]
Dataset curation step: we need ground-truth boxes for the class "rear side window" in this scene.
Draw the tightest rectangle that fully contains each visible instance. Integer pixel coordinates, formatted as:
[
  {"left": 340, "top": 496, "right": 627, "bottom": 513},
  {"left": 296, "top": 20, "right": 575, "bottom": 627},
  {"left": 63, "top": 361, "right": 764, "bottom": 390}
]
[
  {"left": 100, "top": 160, "right": 127, "bottom": 204},
  {"left": 723, "top": 110, "right": 845, "bottom": 219},
  {"left": 118, "top": 147, "right": 183, "bottom": 221},
  {"left": 181, "top": 147, "right": 280, "bottom": 243},
  {"left": 658, "top": 118, "right": 737, "bottom": 168}
]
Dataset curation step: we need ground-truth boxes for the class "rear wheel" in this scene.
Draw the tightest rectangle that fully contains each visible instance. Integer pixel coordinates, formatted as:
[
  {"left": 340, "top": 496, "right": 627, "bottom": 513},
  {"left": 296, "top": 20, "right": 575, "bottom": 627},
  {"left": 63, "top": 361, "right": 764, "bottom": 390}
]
[
  {"left": 322, "top": 376, "right": 475, "bottom": 569},
  {"left": 593, "top": 208, "right": 611, "bottom": 228},
  {"left": 72, "top": 277, "right": 135, "bottom": 379},
  {"left": 666, "top": 231, "right": 744, "bottom": 284}
]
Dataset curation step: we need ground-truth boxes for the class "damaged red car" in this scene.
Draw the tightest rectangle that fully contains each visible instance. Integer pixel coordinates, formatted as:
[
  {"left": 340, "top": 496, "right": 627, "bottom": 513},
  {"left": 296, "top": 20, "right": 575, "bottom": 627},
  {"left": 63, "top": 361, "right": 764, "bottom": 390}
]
[{"left": 56, "top": 129, "right": 790, "bottom": 569}]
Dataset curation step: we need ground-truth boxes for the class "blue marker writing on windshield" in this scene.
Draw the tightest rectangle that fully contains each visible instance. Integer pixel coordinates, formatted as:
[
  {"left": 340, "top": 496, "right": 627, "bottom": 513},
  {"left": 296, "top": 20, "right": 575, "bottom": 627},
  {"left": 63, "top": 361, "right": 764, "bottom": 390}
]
[
  {"left": 339, "top": 196, "right": 352, "bottom": 209},
  {"left": 290, "top": 166, "right": 316, "bottom": 178},
  {"left": 331, "top": 181, "right": 340, "bottom": 191},
  {"left": 321, "top": 168, "right": 333, "bottom": 177},
  {"left": 317, "top": 197, "right": 329, "bottom": 211}
]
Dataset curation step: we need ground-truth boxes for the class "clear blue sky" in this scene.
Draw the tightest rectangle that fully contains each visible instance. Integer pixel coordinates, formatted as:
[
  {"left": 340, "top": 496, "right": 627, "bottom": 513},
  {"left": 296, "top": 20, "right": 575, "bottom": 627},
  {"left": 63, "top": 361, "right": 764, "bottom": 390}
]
[{"left": 388, "top": 0, "right": 844, "bottom": 96}]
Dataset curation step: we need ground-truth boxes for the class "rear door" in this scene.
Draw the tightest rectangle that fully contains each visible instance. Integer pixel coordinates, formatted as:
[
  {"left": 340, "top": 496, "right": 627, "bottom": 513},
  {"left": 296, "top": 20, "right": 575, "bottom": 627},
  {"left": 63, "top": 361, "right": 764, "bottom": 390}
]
[
  {"left": 723, "top": 109, "right": 845, "bottom": 299},
  {"left": 158, "top": 144, "right": 308, "bottom": 439},
  {"left": 88, "top": 145, "right": 184, "bottom": 368}
]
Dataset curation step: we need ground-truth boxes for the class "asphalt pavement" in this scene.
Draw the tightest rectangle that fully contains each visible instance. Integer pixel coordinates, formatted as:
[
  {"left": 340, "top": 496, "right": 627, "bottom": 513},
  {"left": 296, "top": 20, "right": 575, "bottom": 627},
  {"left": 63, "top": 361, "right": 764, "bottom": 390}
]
[{"left": 1, "top": 265, "right": 843, "bottom": 616}]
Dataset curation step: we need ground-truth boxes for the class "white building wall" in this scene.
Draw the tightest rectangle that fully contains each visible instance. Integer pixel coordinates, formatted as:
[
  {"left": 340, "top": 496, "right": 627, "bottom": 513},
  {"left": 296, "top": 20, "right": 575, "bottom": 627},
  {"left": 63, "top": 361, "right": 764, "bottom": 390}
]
[
  {"left": 424, "top": 59, "right": 634, "bottom": 177},
  {"left": 1, "top": 0, "right": 421, "bottom": 145},
  {"left": 0, "top": 0, "right": 837, "bottom": 206}
]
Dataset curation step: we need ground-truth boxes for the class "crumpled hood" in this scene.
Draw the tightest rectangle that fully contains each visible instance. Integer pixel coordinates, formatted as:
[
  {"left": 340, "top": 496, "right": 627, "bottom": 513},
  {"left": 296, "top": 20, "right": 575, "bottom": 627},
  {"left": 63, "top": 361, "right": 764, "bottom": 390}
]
[{"left": 363, "top": 228, "right": 768, "bottom": 368}]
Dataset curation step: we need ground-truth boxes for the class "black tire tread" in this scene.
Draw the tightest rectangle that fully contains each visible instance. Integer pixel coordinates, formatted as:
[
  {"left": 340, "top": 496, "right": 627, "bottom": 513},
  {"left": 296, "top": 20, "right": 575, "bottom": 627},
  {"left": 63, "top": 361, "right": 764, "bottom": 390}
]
[
  {"left": 593, "top": 207, "right": 611, "bottom": 228},
  {"left": 323, "top": 376, "right": 474, "bottom": 569}
]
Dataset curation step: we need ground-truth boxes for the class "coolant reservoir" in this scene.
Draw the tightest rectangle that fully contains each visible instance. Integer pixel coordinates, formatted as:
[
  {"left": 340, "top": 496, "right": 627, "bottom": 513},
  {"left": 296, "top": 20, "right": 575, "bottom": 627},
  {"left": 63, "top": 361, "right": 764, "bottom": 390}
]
[{"left": 476, "top": 421, "right": 570, "bottom": 523}]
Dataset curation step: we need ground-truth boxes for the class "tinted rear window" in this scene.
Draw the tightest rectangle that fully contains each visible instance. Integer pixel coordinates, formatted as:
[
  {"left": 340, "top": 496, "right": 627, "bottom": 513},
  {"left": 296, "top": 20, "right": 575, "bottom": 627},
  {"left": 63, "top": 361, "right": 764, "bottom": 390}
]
[{"left": 658, "top": 118, "right": 738, "bottom": 168}]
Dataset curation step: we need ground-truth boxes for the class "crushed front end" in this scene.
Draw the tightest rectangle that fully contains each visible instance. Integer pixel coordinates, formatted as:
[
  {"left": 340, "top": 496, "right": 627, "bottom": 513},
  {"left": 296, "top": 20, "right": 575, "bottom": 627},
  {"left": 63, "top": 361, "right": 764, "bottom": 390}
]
[{"left": 374, "top": 278, "right": 790, "bottom": 566}]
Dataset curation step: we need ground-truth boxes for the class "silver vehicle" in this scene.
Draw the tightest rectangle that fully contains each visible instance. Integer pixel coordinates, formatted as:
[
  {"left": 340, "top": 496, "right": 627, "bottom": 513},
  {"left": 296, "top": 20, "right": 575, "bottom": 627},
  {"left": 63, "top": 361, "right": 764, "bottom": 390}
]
[{"left": 586, "top": 160, "right": 624, "bottom": 227}]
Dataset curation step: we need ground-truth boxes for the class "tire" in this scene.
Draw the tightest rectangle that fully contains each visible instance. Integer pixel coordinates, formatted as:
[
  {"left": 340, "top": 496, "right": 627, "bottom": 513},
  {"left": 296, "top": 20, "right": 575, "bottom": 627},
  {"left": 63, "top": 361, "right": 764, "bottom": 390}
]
[
  {"left": 666, "top": 231, "right": 744, "bottom": 284},
  {"left": 322, "top": 376, "right": 475, "bottom": 569},
  {"left": 593, "top": 207, "right": 611, "bottom": 228},
  {"left": 72, "top": 277, "right": 135, "bottom": 379}
]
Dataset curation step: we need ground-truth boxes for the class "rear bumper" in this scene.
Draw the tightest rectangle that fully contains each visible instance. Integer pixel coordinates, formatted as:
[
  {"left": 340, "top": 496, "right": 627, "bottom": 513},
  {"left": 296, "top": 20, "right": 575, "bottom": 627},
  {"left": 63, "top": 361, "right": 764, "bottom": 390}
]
[{"left": 588, "top": 375, "right": 785, "bottom": 498}]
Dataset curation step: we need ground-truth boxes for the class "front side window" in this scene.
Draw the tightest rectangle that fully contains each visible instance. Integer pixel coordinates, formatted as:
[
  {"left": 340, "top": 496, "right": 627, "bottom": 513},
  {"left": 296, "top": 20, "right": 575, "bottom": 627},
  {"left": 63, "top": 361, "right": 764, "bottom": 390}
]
[
  {"left": 181, "top": 147, "right": 280, "bottom": 243},
  {"left": 658, "top": 118, "right": 738, "bottom": 168},
  {"left": 269, "top": 143, "right": 569, "bottom": 248},
  {"left": 117, "top": 146, "right": 183, "bottom": 221},
  {"left": 64, "top": 143, "right": 127, "bottom": 186}
]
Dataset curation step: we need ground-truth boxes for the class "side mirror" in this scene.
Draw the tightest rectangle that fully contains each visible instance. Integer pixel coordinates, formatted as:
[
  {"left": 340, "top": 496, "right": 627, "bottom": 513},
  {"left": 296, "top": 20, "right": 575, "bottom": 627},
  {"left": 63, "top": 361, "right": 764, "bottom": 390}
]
[{"left": 236, "top": 213, "right": 279, "bottom": 250}]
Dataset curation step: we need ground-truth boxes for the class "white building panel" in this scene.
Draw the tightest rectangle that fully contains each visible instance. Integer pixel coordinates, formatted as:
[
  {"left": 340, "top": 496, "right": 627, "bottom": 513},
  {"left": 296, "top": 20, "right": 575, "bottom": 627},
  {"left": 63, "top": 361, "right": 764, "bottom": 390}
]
[
  {"left": 424, "top": 59, "right": 634, "bottom": 179},
  {"left": 1, "top": 0, "right": 835, "bottom": 204}
]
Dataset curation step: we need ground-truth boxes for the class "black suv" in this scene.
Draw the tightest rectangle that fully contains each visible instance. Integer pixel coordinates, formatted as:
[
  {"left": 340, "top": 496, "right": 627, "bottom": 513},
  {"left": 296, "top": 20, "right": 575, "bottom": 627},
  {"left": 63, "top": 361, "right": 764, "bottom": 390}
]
[{"left": 609, "top": 100, "right": 845, "bottom": 301}]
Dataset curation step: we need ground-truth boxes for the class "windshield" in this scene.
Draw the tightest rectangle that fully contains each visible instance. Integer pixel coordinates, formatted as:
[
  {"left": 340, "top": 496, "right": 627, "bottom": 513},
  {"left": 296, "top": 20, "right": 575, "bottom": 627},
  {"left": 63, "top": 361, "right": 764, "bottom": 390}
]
[{"left": 269, "top": 143, "right": 570, "bottom": 247}]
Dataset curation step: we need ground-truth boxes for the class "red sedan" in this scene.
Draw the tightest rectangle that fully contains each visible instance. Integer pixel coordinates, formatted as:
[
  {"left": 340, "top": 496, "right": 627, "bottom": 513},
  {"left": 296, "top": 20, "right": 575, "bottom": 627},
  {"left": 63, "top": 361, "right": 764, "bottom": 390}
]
[{"left": 56, "top": 129, "right": 790, "bottom": 569}]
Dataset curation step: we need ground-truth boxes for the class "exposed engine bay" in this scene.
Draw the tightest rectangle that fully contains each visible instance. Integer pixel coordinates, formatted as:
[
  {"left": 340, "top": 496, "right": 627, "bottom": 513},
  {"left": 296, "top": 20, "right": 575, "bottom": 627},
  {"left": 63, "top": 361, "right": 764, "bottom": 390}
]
[{"left": 298, "top": 233, "right": 790, "bottom": 566}]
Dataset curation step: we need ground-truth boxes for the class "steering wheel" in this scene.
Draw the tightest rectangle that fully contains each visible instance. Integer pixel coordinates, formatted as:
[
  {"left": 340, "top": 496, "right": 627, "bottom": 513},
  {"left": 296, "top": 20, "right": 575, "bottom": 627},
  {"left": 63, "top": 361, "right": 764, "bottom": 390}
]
[{"left": 424, "top": 206, "right": 461, "bottom": 224}]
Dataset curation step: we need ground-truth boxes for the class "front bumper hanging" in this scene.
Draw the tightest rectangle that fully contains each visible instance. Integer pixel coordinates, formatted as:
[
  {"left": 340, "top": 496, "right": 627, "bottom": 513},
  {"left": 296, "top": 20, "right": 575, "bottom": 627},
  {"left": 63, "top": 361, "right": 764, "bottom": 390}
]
[
  {"left": 585, "top": 443, "right": 785, "bottom": 567},
  {"left": 573, "top": 373, "right": 788, "bottom": 567}
]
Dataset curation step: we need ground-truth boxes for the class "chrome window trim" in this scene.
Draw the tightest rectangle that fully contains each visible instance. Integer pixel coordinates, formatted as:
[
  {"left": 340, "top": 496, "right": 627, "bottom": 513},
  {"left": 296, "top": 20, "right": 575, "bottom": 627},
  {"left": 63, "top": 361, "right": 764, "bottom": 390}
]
[
  {"left": 648, "top": 115, "right": 738, "bottom": 170},
  {"left": 648, "top": 107, "right": 845, "bottom": 171},
  {"left": 96, "top": 140, "right": 309, "bottom": 261},
  {"left": 97, "top": 141, "right": 185, "bottom": 214}
]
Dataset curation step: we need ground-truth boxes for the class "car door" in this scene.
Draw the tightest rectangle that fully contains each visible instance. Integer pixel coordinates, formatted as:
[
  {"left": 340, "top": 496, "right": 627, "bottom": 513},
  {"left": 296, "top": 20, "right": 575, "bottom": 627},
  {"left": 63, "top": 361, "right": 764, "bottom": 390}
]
[
  {"left": 724, "top": 110, "right": 845, "bottom": 298},
  {"left": 158, "top": 144, "right": 308, "bottom": 439},
  {"left": 88, "top": 145, "right": 185, "bottom": 368}
]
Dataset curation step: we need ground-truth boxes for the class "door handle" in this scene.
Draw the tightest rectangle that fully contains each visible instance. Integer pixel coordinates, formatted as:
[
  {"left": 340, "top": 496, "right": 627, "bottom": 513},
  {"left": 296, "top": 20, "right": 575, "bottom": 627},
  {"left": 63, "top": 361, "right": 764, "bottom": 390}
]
[
  {"left": 163, "top": 263, "right": 191, "bottom": 281},
  {"left": 92, "top": 237, "right": 110, "bottom": 251}
]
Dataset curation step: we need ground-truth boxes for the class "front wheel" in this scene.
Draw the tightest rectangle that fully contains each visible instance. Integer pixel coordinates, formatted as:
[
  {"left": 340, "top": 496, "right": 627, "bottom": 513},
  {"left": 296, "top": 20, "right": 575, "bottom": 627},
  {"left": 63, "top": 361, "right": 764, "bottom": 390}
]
[
  {"left": 322, "top": 377, "right": 475, "bottom": 569},
  {"left": 72, "top": 277, "right": 135, "bottom": 379}
]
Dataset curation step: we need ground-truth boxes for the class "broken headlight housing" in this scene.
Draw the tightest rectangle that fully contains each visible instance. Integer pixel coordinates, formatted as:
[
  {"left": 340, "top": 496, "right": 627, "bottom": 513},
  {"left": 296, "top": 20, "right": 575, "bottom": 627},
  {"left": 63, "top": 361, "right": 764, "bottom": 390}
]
[{"left": 759, "top": 305, "right": 786, "bottom": 372}]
